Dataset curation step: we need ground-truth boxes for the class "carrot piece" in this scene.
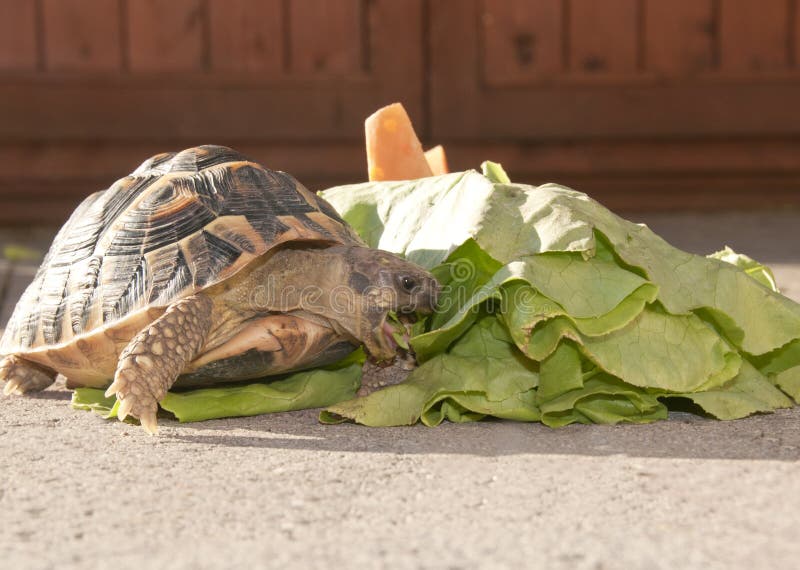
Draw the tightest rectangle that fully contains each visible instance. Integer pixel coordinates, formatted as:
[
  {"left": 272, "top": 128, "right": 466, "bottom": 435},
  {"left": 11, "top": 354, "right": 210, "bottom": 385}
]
[
  {"left": 424, "top": 145, "right": 449, "bottom": 176},
  {"left": 365, "top": 103, "right": 433, "bottom": 181}
]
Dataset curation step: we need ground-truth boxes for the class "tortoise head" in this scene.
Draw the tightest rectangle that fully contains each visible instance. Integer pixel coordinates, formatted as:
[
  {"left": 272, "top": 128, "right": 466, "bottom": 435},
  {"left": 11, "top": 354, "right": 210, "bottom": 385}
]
[{"left": 338, "top": 246, "right": 440, "bottom": 362}]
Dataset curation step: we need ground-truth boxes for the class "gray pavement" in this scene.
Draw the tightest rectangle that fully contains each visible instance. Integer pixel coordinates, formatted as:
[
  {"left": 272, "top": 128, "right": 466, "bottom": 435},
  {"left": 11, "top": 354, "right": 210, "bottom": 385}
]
[{"left": 1, "top": 209, "right": 800, "bottom": 570}]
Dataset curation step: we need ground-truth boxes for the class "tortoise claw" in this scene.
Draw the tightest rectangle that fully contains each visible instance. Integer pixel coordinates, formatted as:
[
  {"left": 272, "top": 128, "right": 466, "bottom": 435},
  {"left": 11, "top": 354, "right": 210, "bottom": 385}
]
[
  {"left": 3, "top": 378, "right": 21, "bottom": 396},
  {"left": 139, "top": 410, "right": 159, "bottom": 435},
  {"left": 113, "top": 393, "right": 159, "bottom": 434},
  {"left": 116, "top": 397, "right": 133, "bottom": 421},
  {"left": 104, "top": 378, "right": 121, "bottom": 398}
]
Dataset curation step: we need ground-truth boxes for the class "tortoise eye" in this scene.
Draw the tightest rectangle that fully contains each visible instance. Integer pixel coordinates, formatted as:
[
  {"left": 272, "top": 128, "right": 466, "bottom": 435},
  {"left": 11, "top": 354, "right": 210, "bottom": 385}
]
[{"left": 400, "top": 276, "right": 417, "bottom": 292}]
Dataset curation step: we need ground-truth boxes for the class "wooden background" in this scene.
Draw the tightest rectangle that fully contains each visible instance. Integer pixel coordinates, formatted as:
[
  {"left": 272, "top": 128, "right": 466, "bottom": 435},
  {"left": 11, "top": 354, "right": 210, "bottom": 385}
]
[{"left": 0, "top": 0, "right": 799, "bottom": 224}]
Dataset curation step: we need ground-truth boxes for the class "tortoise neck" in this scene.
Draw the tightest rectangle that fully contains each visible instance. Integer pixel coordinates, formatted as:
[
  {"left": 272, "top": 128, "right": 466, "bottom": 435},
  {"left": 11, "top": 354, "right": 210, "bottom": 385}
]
[{"left": 216, "top": 245, "right": 356, "bottom": 319}]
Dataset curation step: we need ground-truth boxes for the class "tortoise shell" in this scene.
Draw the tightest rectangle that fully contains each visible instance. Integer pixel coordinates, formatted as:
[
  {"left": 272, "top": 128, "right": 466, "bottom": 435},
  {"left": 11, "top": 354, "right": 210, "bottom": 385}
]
[{"left": 0, "top": 145, "right": 363, "bottom": 356}]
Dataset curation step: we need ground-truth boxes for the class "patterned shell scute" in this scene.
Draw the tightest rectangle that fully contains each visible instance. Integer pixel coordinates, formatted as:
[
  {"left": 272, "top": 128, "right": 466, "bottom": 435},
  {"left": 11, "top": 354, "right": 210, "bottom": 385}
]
[{"left": 1, "top": 145, "right": 363, "bottom": 353}]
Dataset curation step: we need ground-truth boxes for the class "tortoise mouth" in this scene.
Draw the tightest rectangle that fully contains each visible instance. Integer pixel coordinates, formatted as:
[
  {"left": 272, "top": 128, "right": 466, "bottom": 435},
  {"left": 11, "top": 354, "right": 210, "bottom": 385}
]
[
  {"left": 381, "top": 320, "right": 406, "bottom": 352},
  {"left": 370, "top": 312, "right": 414, "bottom": 364}
]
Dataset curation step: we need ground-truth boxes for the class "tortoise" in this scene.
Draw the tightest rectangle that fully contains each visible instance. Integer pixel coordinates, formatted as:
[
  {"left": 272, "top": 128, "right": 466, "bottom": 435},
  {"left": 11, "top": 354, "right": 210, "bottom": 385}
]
[{"left": 0, "top": 145, "right": 439, "bottom": 433}]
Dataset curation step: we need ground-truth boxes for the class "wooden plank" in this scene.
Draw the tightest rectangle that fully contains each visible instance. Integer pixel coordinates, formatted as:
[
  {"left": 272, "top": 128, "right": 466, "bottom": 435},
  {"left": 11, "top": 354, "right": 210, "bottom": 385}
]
[
  {"left": 644, "top": 0, "right": 714, "bottom": 75},
  {"left": 0, "top": 78, "right": 386, "bottom": 140},
  {"left": 0, "top": 192, "right": 90, "bottom": 225},
  {"left": 719, "top": 0, "right": 789, "bottom": 72},
  {"left": 0, "top": 0, "right": 426, "bottom": 142},
  {"left": 289, "top": 0, "right": 361, "bottom": 75},
  {"left": 42, "top": 0, "right": 122, "bottom": 71},
  {"left": 0, "top": 0, "right": 37, "bottom": 70},
  {"left": 208, "top": 0, "right": 282, "bottom": 72},
  {"left": 796, "top": 0, "right": 800, "bottom": 66},
  {"left": 551, "top": 175, "right": 800, "bottom": 211},
  {"left": 476, "top": 81, "right": 800, "bottom": 138},
  {"left": 5, "top": 72, "right": 800, "bottom": 142},
  {"left": 439, "top": 71, "right": 800, "bottom": 140},
  {"left": 569, "top": 0, "right": 639, "bottom": 73},
  {"left": 441, "top": 140, "right": 800, "bottom": 176},
  {"left": 0, "top": 141, "right": 366, "bottom": 184},
  {"left": 366, "top": 0, "right": 425, "bottom": 132},
  {"left": 481, "top": 0, "right": 563, "bottom": 84},
  {"left": 127, "top": 0, "right": 206, "bottom": 71},
  {"left": 430, "top": 0, "right": 481, "bottom": 138}
]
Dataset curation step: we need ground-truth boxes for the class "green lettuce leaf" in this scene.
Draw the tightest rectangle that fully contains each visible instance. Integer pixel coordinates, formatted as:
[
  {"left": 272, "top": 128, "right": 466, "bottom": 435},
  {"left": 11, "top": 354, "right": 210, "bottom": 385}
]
[
  {"left": 72, "top": 359, "right": 362, "bottom": 423},
  {"left": 321, "top": 171, "right": 598, "bottom": 268},
  {"left": 319, "top": 169, "right": 800, "bottom": 427},
  {"left": 322, "top": 316, "right": 540, "bottom": 426},
  {"left": 481, "top": 160, "right": 511, "bottom": 184},
  {"left": 709, "top": 246, "right": 779, "bottom": 292},
  {"left": 322, "top": 174, "right": 800, "bottom": 357},
  {"left": 539, "top": 374, "right": 668, "bottom": 428},
  {"left": 670, "top": 360, "right": 793, "bottom": 420},
  {"left": 71, "top": 388, "right": 121, "bottom": 419},
  {"left": 751, "top": 339, "right": 800, "bottom": 401}
]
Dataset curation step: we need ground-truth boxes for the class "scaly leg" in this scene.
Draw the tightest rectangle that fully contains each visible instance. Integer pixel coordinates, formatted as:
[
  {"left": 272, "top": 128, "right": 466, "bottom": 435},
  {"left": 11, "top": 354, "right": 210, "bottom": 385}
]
[
  {"left": 0, "top": 355, "right": 57, "bottom": 395},
  {"left": 356, "top": 352, "right": 416, "bottom": 398},
  {"left": 105, "top": 294, "right": 213, "bottom": 434}
]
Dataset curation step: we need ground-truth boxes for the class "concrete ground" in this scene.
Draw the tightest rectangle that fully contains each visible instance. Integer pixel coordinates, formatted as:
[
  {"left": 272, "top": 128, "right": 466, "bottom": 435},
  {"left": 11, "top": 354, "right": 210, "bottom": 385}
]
[{"left": 1, "top": 210, "right": 799, "bottom": 570}]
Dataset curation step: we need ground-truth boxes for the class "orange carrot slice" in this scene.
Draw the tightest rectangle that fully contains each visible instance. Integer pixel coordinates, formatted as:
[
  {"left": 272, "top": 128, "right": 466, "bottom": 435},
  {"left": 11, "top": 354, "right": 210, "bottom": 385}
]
[
  {"left": 424, "top": 145, "right": 449, "bottom": 176},
  {"left": 366, "top": 103, "right": 433, "bottom": 181}
]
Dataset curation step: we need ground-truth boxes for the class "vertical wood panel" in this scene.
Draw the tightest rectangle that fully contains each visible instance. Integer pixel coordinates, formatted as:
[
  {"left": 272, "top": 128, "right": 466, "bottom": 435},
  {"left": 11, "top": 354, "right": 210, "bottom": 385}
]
[
  {"left": 0, "top": 0, "right": 38, "bottom": 70},
  {"left": 569, "top": 0, "right": 639, "bottom": 73},
  {"left": 365, "top": 0, "right": 425, "bottom": 130},
  {"left": 289, "top": 0, "right": 361, "bottom": 75},
  {"left": 795, "top": 0, "right": 800, "bottom": 66},
  {"left": 42, "top": 0, "right": 121, "bottom": 71},
  {"left": 128, "top": 0, "right": 205, "bottom": 71},
  {"left": 430, "top": 0, "right": 481, "bottom": 137},
  {"left": 719, "top": 0, "right": 789, "bottom": 71},
  {"left": 645, "top": 0, "right": 714, "bottom": 75},
  {"left": 208, "top": 0, "right": 282, "bottom": 72},
  {"left": 482, "top": 0, "right": 563, "bottom": 84}
]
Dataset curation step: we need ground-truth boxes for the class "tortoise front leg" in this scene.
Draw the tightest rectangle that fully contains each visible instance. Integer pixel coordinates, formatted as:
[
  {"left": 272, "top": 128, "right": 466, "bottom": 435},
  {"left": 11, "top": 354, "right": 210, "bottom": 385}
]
[{"left": 105, "top": 294, "right": 213, "bottom": 434}]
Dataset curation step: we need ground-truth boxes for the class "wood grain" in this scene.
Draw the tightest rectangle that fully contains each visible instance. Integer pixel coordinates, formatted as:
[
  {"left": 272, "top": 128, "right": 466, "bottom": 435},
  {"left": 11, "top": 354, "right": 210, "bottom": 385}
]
[
  {"left": 128, "top": 0, "right": 206, "bottom": 71},
  {"left": 644, "top": 0, "right": 715, "bottom": 75},
  {"left": 0, "top": 0, "right": 38, "bottom": 70},
  {"left": 482, "top": 0, "right": 563, "bottom": 84},
  {"left": 367, "top": 0, "right": 425, "bottom": 129},
  {"left": 430, "top": 0, "right": 480, "bottom": 138},
  {"left": 42, "top": 0, "right": 121, "bottom": 71},
  {"left": 208, "top": 0, "right": 282, "bottom": 72},
  {"left": 569, "top": 0, "right": 639, "bottom": 74},
  {"left": 1, "top": 0, "right": 799, "bottom": 222},
  {"left": 0, "top": 79, "right": 372, "bottom": 139},
  {"left": 795, "top": 0, "right": 800, "bottom": 66},
  {"left": 719, "top": 0, "right": 790, "bottom": 72},
  {"left": 476, "top": 81, "right": 800, "bottom": 138},
  {"left": 289, "top": 0, "right": 361, "bottom": 75}
]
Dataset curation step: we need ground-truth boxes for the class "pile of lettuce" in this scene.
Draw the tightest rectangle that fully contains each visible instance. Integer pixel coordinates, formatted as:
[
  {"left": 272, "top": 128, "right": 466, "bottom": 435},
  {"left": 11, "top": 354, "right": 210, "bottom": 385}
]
[
  {"left": 317, "top": 164, "right": 800, "bottom": 426},
  {"left": 73, "top": 164, "right": 800, "bottom": 427}
]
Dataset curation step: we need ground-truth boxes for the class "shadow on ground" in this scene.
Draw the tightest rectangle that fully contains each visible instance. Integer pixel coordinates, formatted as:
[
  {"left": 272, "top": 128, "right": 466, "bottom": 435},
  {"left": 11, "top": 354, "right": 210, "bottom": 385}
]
[{"left": 161, "top": 405, "right": 800, "bottom": 462}]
